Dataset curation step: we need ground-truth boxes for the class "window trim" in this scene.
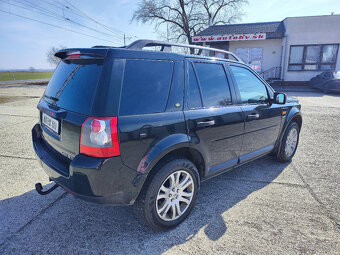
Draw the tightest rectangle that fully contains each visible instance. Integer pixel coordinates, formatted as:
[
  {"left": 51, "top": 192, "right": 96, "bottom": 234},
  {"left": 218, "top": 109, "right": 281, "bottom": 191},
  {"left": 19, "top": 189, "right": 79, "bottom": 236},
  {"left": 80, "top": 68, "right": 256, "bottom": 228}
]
[
  {"left": 186, "top": 60, "right": 234, "bottom": 110},
  {"left": 288, "top": 44, "right": 339, "bottom": 72}
]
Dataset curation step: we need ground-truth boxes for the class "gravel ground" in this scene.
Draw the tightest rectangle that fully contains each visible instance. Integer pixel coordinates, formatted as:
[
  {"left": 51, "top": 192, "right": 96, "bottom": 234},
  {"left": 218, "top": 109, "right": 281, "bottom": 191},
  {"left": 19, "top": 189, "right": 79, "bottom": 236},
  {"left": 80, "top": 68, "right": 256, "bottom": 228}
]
[{"left": 0, "top": 85, "right": 339, "bottom": 254}]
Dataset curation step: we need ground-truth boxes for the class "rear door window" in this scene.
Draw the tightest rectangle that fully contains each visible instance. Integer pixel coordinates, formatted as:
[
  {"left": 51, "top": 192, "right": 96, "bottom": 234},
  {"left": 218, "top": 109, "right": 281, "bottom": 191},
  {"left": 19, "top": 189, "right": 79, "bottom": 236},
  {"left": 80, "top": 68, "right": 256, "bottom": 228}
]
[
  {"left": 188, "top": 63, "right": 203, "bottom": 109},
  {"left": 44, "top": 61, "right": 103, "bottom": 115},
  {"left": 193, "top": 62, "right": 232, "bottom": 107},
  {"left": 119, "top": 59, "right": 173, "bottom": 115}
]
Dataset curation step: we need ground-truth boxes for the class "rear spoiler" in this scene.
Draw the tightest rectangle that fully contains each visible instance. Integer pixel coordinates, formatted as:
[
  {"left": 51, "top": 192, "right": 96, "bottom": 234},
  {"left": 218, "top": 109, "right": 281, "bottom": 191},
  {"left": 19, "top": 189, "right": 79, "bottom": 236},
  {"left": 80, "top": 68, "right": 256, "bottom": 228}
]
[{"left": 55, "top": 48, "right": 108, "bottom": 60}]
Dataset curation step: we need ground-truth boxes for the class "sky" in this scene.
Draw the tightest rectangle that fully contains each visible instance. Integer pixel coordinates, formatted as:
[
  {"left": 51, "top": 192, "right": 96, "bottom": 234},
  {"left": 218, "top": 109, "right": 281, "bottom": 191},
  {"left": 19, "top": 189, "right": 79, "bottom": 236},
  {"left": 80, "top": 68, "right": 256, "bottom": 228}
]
[{"left": 0, "top": 0, "right": 339, "bottom": 70}]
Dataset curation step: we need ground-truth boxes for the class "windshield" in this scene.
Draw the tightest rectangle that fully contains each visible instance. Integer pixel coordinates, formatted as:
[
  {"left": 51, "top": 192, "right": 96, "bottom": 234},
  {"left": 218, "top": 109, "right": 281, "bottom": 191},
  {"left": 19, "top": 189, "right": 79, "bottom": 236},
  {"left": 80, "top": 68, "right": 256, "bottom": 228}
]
[{"left": 44, "top": 61, "right": 103, "bottom": 115}]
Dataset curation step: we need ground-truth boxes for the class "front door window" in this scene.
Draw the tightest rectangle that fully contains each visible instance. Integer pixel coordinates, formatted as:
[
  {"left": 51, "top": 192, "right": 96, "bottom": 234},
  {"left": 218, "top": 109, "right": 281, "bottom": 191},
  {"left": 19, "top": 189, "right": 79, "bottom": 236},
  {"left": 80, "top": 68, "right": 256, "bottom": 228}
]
[{"left": 230, "top": 66, "right": 268, "bottom": 104}]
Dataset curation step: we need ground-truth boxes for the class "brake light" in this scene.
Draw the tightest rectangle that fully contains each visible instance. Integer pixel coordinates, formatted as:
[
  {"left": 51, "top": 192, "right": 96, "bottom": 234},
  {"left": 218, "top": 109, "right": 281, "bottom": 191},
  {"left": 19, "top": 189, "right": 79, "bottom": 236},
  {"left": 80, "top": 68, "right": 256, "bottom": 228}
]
[
  {"left": 80, "top": 117, "right": 120, "bottom": 158},
  {"left": 67, "top": 51, "right": 81, "bottom": 59}
]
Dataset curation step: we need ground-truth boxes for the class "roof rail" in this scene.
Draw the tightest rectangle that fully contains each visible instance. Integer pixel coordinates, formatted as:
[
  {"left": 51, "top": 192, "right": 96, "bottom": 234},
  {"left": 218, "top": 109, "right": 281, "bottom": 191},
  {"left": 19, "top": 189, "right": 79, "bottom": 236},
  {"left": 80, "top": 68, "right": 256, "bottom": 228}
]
[{"left": 125, "top": 39, "right": 242, "bottom": 62}]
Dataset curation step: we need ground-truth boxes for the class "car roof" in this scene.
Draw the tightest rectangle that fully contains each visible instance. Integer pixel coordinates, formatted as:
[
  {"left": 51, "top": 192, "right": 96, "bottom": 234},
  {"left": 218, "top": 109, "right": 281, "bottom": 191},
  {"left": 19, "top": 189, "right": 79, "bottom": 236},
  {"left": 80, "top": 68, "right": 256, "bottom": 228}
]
[
  {"left": 101, "top": 39, "right": 242, "bottom": 63},
  {"left": 56, "top": 39, "right": 247, "bottom": 66},
  {"left": 106, "top": 47, "right": 244, "bottom": 64}
]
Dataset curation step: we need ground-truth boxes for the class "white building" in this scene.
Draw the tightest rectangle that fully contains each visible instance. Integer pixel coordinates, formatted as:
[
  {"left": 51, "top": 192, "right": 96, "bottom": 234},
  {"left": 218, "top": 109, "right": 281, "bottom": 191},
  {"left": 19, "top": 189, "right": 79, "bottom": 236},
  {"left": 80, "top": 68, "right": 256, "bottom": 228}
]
[{"left": 193, "top": 14, "right": 340, "bottom": 84}]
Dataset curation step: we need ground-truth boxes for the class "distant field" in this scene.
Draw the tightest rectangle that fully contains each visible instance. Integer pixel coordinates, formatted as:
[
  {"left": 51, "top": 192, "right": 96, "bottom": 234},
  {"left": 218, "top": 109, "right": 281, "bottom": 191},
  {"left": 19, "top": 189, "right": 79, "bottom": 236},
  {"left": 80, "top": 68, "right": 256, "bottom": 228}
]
[{"left": 0, "top": 72, "right": 53, "bottom": 81}]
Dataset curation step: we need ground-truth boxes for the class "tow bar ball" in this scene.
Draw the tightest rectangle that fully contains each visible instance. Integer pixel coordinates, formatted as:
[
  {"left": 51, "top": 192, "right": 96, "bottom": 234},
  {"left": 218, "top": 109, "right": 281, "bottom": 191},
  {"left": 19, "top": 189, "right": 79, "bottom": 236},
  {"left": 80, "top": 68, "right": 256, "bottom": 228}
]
[{"left": 35, "top": 182, "right": 59, "bottom": 195}]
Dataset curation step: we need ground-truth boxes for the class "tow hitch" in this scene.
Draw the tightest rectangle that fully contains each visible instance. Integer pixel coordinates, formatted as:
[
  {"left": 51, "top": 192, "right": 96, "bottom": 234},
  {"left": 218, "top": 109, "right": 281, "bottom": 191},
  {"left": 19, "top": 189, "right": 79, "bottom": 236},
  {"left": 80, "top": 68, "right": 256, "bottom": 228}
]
[{"left": 35, "top": 182, "right": 59, "bottom": 195}]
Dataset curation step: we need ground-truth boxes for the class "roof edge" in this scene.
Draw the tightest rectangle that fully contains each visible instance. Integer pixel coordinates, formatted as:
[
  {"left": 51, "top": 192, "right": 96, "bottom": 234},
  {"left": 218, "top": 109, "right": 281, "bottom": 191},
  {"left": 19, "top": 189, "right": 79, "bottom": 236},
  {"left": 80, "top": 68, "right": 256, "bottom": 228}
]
[{"left": 210, "top": 21, "right": 282, "bottom": 28}]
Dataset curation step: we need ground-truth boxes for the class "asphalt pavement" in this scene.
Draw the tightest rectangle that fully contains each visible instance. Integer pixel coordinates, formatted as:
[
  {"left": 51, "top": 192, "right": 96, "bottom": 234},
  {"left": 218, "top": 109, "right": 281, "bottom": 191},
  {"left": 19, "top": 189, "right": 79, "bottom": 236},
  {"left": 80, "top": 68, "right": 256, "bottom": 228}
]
[{"left": 0, "top": 85, "right": 339, "bottom": 254}]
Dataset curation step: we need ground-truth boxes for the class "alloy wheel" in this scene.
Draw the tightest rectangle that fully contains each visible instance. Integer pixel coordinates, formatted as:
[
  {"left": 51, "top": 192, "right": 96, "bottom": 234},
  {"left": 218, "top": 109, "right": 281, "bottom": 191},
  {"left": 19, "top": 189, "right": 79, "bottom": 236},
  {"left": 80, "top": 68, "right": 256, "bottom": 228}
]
[
  {"left": 156, "top": 170, "right": 194, "bottom": 221},
  {"left": 285, "top": 127, "right": 298, "bottom": 157}
]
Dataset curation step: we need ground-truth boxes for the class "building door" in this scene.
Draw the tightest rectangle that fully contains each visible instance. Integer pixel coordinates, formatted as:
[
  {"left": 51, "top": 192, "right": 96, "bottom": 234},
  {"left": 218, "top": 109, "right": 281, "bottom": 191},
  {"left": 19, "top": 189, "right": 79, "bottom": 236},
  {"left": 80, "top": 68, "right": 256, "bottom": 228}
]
[{"left": 236, "top": 48, "right": 263, "bottom": 72}]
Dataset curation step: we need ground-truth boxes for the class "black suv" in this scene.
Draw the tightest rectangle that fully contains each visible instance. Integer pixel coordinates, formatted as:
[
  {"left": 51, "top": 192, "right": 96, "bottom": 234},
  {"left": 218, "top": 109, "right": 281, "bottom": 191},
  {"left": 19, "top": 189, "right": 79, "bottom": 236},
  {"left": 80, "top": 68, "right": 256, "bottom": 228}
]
[{"left": 32, "top": 40, "right": 302, "bottom": 230}]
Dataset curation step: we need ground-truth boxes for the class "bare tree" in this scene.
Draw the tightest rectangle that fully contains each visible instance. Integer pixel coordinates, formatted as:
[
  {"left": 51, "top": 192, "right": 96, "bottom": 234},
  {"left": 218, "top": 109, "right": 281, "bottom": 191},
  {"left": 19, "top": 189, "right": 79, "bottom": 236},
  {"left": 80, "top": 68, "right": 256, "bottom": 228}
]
[
  {"left": 46, "top": 45, "right": 67, "bottom": 67},
  {"left": 201, "top": 0, "right": 246, "bottom": 26},
  {"left": 132, "top": 0, "right": 247, "bottom": 45}
]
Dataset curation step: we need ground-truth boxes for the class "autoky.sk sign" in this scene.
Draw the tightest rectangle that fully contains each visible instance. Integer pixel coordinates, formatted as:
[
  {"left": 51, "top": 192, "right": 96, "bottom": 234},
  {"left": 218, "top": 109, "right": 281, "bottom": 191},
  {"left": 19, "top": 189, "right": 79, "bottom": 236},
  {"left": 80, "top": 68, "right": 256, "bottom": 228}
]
[{"left": 192, "top": 33, "right": 266, "bottom": 42}]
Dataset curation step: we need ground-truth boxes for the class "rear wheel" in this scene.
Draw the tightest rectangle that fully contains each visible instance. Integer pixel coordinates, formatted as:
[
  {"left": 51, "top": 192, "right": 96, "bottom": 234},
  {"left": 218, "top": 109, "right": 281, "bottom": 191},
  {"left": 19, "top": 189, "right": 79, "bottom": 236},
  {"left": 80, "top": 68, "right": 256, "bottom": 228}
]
[
  {"left": 275, "top": 122, "right": 300, "bottom": 162},
  {"left": 134, "top": 158, "right": 200, "bottom": 231}
]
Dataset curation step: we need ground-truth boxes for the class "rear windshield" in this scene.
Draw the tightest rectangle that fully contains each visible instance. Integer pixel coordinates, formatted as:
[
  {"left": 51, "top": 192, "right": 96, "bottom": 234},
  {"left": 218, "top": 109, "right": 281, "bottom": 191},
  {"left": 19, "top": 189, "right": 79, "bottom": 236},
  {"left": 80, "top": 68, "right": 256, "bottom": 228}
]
[{"left": 43, "top": 61, "right": 103, "bottom": 115}]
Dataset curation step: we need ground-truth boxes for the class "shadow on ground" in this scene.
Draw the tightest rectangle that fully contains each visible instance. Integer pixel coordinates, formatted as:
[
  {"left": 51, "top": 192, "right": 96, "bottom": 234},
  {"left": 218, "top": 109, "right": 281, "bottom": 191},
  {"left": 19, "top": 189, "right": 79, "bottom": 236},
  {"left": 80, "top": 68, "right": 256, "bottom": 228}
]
[
  {"left": 0, "top": 156, "right": 291, "bottom": 253},
  {"left": 283, "top": 90, "right": 340, "bottom": 97}
]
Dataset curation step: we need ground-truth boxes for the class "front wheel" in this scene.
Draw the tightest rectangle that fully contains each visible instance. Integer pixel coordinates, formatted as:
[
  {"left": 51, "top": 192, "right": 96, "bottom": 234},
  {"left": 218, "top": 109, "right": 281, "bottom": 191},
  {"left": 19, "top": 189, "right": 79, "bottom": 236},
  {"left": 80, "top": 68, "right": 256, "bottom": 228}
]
[
  {"left": 134, "top": 158, "right": 200, "bottom": 231},
  {"left": 323, "top": 82, "right": 331, "bottom": 94},
  {"left": 275, "top": 121, "right": 300, "bottom": 162}
]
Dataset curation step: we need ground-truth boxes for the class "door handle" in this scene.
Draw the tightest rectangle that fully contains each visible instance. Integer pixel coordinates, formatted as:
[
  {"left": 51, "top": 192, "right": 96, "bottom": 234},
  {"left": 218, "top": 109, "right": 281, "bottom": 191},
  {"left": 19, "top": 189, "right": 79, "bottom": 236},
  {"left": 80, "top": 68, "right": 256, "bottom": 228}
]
[
  {"left": 197, "top": 120, "right": 215, "bottom": 128},
  {"left": 247, "top": 113, "right": 260, "bottom": 120}
]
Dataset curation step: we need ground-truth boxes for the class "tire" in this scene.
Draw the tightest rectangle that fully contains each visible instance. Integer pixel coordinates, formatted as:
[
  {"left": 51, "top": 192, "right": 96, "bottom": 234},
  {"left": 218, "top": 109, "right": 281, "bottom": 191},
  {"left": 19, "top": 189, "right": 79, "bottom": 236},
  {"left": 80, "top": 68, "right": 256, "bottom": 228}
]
[
  {"left": 134, "top": 157, "right": 200, "bottom": 231},
  {"left": 323, "top": 82, "right": 330, "bottom": 94},
  {"left": 309, "top": 79, "right": 316, "bottom": 88},
  {"left": 275, "top": 121, "right": 300, "bottom": 162}
]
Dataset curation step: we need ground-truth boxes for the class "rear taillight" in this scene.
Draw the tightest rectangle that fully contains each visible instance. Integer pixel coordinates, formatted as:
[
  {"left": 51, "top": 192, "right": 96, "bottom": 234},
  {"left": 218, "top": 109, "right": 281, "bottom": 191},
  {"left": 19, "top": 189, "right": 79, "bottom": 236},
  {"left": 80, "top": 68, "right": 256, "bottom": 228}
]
[{"left": 80, "top": 117, "right": 120, "bottom": 158}]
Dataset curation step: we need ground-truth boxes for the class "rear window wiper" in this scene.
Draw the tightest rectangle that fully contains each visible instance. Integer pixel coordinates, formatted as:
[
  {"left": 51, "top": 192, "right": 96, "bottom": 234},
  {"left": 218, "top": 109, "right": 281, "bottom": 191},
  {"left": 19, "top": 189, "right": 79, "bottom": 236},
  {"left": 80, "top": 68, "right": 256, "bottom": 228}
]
[
  {"left": 55, "top": 65, "right": 82, "bottom": 99},
  {"left": 44, "top": 95, "right": 59, "bottom": 101}
]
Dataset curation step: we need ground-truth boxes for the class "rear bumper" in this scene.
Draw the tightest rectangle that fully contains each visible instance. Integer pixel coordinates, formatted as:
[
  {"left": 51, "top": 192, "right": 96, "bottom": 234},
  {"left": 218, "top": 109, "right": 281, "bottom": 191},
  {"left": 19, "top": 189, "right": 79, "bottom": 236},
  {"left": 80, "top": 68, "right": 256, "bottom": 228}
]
[
  {"left": 329, "top": 87, "right": 340, "bottom": 92},
  {"left": 32, "top": 124, "right": 146, "bottom": 205}
]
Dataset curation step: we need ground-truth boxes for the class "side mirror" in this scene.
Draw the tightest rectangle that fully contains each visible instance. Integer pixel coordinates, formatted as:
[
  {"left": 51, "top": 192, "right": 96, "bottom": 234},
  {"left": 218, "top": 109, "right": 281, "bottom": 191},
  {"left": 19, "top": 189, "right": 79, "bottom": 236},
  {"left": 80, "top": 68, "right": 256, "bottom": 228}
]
[{"left": 273, "top": 92, "right": 287, "bottom": 104}]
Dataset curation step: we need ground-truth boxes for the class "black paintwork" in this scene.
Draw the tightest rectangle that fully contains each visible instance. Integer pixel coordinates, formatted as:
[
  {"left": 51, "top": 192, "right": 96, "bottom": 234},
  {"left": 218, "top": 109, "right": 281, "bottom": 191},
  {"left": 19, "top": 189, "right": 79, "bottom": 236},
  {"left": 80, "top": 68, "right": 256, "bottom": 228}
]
[{"left": 32, "top": 45, "right": 302, "bottom": 205}]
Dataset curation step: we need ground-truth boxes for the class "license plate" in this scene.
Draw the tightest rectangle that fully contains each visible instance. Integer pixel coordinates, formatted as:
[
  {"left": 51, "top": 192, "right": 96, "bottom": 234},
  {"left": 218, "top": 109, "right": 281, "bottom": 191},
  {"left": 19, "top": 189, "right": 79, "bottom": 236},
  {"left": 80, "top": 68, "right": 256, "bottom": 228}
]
[{"left": 42, "top": 113, "right": 59, "bottom": 134}]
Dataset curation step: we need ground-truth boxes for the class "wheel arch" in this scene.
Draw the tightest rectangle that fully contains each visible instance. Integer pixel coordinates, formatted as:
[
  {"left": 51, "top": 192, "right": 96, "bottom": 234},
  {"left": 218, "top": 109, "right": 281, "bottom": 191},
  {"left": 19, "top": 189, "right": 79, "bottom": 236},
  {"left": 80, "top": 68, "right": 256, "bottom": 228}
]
[
  {"left": 291, "top": 113, "right": 302, "bottom": 130},
  {"left": 274, "top": 108, "right": 302, "bottom": 154},
  {"left": 151, "top": 147, "right": 206, "bottom": 180},
  {"left": 137, "top": 142, "right": 207, "bottom": 193}
]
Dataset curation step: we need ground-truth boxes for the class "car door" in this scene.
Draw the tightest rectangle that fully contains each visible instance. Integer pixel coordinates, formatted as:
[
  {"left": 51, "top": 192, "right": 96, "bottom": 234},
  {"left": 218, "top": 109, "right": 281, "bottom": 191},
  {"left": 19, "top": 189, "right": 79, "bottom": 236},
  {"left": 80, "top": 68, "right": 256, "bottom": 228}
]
[
  {"left": 118, "top": 59, "right": 187, "bottom": 171},
  {"left": 184, "top": 60, "right": 244, "bottom": 176},
  {"left": 228, "top": 64, "right": 284, "bottom": 163}
]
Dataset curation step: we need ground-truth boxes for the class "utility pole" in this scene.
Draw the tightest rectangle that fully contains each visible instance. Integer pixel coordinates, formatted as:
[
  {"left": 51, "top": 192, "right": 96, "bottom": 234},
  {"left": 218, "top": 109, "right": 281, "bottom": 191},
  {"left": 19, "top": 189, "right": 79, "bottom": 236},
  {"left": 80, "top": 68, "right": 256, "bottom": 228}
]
[
  {"left": 166, "top": 8, "right": 170, "bottom": 41},
  {"left": 124, "top": 34, "right": 126, "bottom": 46},
  {"left": 166, "top": 23, "right": 169, "bottom": 42}
]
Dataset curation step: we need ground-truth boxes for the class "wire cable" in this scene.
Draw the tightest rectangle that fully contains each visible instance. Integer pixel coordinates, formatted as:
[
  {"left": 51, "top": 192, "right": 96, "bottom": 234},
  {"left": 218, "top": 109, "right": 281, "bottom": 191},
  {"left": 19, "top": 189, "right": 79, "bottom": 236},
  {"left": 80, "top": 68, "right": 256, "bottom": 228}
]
[
  {"left": 0, "top": 0, "right": 125, "bottom": 43},
  {"left": 0, "top": 9, "right": 121, "bottom": 44},
  {"left": 63, "top": 0, "right": 137, "bottom": 39}
]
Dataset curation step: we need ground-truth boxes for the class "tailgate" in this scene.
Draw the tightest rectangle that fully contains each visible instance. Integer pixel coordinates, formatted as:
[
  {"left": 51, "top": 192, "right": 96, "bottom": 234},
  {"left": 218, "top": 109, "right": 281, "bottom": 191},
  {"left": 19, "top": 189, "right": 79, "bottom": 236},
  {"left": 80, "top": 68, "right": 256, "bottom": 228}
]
[
  {"left": 37, "top": 48, "right": 122, "bottom": 161},
  {"left": 38, "top": 99, "right": 87, "bottom": 160}
]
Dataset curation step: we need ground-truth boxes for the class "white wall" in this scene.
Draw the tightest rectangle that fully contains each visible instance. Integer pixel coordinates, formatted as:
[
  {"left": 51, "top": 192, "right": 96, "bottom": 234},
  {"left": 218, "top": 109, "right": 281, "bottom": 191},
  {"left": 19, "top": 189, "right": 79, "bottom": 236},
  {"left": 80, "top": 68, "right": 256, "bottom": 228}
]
[
  {"left": 283, "top": 15, "right": 340, "bottom": 81},
  {"left": 229, "top": 39, "right": 283, "bottom": 73}
]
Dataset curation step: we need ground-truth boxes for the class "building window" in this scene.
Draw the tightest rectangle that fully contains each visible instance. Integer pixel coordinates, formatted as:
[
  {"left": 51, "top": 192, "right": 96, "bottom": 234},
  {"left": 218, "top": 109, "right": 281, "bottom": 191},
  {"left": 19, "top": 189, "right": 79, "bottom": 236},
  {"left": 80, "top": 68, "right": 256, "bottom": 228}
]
[{"left": 288, "top": 44, "right": 339, "bottom": 71}]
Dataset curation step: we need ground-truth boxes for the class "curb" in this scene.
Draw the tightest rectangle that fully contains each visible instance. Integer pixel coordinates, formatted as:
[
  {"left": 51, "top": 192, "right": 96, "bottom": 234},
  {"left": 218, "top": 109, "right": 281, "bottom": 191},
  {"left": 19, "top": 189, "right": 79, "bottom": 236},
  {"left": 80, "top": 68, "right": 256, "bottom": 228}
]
[{"left": 0, "top": 79, "right": 50, "bottom": 86}]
